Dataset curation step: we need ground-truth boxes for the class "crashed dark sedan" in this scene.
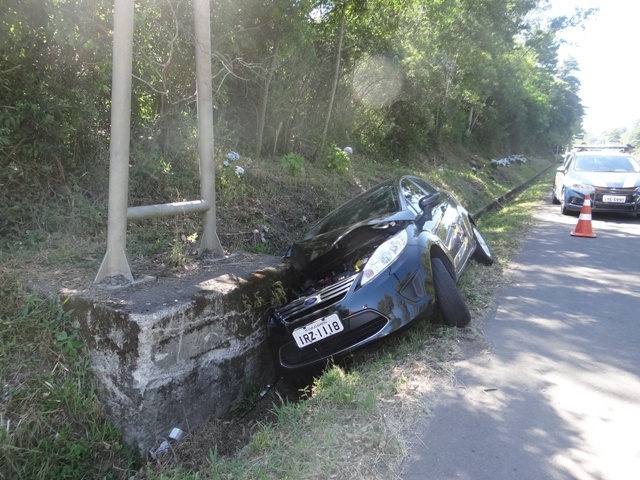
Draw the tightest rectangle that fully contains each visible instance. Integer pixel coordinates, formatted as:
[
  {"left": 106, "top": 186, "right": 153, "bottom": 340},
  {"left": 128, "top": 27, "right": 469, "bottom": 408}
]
[{"left": 267, "top": 175, "right": 493, "bottom": 372}]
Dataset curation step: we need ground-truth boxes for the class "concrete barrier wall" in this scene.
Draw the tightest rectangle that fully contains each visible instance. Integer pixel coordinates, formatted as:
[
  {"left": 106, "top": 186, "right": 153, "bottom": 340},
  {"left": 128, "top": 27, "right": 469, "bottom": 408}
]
[{"left": 63, "top": 253, "right": 288, "bottom": 453}]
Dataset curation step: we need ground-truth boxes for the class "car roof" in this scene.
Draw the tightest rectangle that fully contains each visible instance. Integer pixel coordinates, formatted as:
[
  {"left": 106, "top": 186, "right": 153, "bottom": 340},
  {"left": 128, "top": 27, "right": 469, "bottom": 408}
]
[
  {"left": 571, "top": 144, "right": 633, "bottom": 154},
  {"left": 573, "top": 148, "right": 632, "bottom": 156}
]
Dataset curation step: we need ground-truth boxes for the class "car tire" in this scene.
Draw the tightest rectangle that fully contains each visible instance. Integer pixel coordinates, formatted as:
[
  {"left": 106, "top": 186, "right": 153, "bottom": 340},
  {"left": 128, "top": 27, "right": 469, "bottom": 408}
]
[
  {"left": 560, "top": 189, "right": 571, "bottom": 215},
  {"left": 551, "top": 188, "right": 560, "bottom": 204},
  {"left": 432, "top": 258, "right": 471, "bottom": 328},
  {"left": 471, "top": 225, "right": 494, "bottom": 265}
]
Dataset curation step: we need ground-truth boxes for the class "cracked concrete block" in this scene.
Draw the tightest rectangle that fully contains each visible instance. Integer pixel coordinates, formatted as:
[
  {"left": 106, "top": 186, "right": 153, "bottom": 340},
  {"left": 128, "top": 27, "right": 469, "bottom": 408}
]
[{"left": 62, "top": 252, "right": 288, "bottom": 453}]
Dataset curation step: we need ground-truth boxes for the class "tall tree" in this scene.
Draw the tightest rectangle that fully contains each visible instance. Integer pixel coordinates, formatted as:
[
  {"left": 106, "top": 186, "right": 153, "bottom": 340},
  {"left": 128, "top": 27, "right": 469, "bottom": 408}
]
[
  {"left": 318, "top": 0, "right": 346, "bottom": 157},
  {"left": 624, "top": 120, "right": 640, "bottom": 148},
  {"left": 255, "top": 32, "right": 280, "bottom": 159}
]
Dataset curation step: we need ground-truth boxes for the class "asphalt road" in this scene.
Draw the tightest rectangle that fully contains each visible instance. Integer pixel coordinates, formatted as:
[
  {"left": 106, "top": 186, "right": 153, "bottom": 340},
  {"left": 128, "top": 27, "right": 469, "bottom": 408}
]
[{"left": 401, "top": 197, "right": 640, "bottom": 480}]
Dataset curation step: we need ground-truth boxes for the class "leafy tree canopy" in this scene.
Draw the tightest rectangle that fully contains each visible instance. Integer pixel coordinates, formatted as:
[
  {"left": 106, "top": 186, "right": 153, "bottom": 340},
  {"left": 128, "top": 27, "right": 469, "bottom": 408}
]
[{"left": 1, "top": 0, "right": 600, "bottom": 236}]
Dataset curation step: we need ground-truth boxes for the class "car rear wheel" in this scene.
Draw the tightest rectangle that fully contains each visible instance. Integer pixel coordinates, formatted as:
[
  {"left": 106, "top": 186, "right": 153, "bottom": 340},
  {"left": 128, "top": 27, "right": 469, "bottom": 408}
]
[
  {"left": 471, "top": 226, "right": 493, "bottom": 265},
  {"left": 432, "top": 258, "right": 471, "bottom": 328}
]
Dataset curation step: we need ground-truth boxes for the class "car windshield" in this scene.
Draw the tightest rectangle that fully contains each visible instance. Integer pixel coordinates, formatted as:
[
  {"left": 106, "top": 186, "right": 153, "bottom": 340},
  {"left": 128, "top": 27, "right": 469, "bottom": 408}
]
[
  {"left": 574, "top": 155, "right": 640, "bottom": 173},
  {"left": 303, "top": 182, "right": 400, "bottom": 239}
]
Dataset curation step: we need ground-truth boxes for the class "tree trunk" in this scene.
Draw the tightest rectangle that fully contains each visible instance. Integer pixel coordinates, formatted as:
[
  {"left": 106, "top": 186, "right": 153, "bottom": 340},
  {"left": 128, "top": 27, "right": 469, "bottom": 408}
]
[
  {"left": 255, "top": 33, "right": 281, "bottom": 160},
  {"left": 466, "top": 105, "right": 474, "bottom": 136},
  {"left": 318, "top": 1, "right": 346, "bottom": 158}
]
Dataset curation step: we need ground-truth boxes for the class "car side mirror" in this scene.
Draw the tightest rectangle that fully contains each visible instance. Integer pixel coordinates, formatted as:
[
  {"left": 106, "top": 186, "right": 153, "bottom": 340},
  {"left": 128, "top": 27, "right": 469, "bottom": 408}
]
[
  {"left": 556, "top": 166, "right": 566, "bottom": 173},
  {"left": 418, "top": 193, "right": 441, "bottom": 222}
]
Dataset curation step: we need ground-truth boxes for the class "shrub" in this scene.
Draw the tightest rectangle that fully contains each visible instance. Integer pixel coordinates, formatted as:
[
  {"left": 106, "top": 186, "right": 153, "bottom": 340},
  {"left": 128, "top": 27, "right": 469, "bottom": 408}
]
[
  {"left": 281, "top": 152, "right": 306, "bottom": 176},
  {"left": 325, "top": 147, "right": 350, "bottom": 174}
]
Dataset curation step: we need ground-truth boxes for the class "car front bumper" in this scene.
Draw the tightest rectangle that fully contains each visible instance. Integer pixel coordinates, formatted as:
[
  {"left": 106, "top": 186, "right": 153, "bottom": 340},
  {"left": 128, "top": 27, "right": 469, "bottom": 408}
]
[
  {"left": 267, "top": 251, "right": 436, "bottom": 370},
  {"left": 564, "top": 187, "right": 640, "bottom": 214}
]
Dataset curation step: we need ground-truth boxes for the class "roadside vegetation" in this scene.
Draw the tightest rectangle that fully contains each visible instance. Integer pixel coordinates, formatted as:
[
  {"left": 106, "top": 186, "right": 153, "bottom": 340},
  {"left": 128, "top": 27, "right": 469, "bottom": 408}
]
[
  {"left": 2, "top": 0, "right": 581, "bottom": 477},
  {"left": 1, "top": 150, "right": 555, "bottom": 478},
  {"left": 2, "top": 0, "right": 591, "bottom": 248},
  {"left": 0, "top": 278, "right": 140, "bottom": 479}
]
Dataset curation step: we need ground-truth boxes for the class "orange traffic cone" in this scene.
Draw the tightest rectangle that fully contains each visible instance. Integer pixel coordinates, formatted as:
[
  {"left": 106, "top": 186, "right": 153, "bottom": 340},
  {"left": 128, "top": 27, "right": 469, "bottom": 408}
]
[{"left": 570, "top": 194, "right": 596, "bottom": 238}]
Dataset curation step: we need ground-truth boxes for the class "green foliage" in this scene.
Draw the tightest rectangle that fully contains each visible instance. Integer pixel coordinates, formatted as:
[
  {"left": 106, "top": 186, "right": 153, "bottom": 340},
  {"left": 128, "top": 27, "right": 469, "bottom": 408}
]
[
  {"left": 169, "top": 236, "right": 189, "bottom": 269},
  {"left": 310, "top": 364, "right": 361, "bottom": 406},
  {"left": 604, "top": 127, "right": 626, "bottom": 143},
  {"left": 127, "top": 222, "right": 173, "bottom": 258},
  {"left": 0, "top": 0, "right": 112, "bottom": 175},
  {"left": 0, "top": 277, "right": 138, "bottom": 479},
  {"left": 54, "top": 329, "right": 84, "bottom": 356},
  {"left": 0, "top": 0, "right": 113, "bottom": 239},
  {"left": 216, "top": 165, "right": 248, "bottom": 204},
  {"left": 250, "top": 243, "right": 272, "bottom": 254},
  {"left": 280, "top": 152, "right": 306, "bottom": 176},
  {"left": 624, "top": 120, "right": 640, "bottom": 148},
  {"left": 0, "top": 0, "right": 593, "bottom": 248},
  {"left": 325, "top": 147, "right": 350, "bottom": 174}
]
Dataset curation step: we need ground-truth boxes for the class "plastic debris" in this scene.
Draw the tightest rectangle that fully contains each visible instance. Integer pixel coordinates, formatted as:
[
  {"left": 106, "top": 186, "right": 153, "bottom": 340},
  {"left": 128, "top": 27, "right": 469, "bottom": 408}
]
[
  {"left": 149, "top": 427, "right": 185, "bottom": 460},
  {"left": 169, "top": 427, "right": 183, "bottom": 441},
  {"left": 490, "top": 154, "right": 528, "bottom": 166}
]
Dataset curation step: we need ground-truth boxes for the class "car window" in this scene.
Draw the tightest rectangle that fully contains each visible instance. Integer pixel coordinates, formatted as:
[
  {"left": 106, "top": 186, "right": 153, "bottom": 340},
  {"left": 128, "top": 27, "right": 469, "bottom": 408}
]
[
  {"left": 401, "top": 178, "right": 440, "bottom": 215},
  {"left": 410, "top": 177, "right": 439, "bottom": 196},
  {"left": 303, "top": 182, "right": 400, "bottom": 239},
  {"left": 400, "top": 179, "right": 427, "bottom": 215},
  {"left": 574, "top": 155, "right": 640, "bottom": 172}
]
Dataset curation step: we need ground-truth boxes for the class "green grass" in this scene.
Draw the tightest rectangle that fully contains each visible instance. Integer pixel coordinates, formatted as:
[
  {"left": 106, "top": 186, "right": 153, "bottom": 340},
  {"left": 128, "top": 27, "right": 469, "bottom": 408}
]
[{"left": 0, "top": 279, "right": 139, "bottom": 479}]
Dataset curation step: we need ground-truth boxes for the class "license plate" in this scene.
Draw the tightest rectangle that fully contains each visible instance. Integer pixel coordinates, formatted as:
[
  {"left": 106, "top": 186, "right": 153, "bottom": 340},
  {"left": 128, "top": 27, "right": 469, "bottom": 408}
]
[
  {"left": 602, "top": 195, "right": 626, "bottom": 203},
  {"left": 293, "top": 313, "right": 343, "bottom": 348}
]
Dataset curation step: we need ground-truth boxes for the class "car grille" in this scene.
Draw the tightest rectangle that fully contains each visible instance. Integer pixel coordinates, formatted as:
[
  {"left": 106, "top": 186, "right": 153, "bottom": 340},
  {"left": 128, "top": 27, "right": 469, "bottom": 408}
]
[
  {"left": 279, "top": 311, "right": 388, "bottom": 368},
  {"left": 274, "top": 275, "right": 357, "bottom": 326},
  {"left": 593, "top": 187, "right": 638, "bottom": 211}
]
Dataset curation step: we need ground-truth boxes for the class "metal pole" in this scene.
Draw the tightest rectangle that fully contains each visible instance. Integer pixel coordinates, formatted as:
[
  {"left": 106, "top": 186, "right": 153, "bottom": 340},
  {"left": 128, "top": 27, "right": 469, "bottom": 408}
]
[
  {"left": 95, "top": 0, "right": 135, "bottom": 284},
  {"left": 193, "top": 0, "right": 224, "bottom": 256},
  {"left": 127, "top": 200, "right": 211, "bottom": 221}
]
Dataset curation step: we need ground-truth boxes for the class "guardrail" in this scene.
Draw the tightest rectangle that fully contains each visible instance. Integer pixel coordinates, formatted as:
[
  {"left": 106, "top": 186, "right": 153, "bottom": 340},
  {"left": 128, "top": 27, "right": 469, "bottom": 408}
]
[{"left": 472, "top": 161, "right": 557, "bottom": 218}]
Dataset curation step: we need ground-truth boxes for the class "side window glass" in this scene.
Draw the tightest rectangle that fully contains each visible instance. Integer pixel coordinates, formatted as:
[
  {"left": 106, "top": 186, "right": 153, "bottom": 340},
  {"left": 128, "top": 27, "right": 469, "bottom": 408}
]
[
  {"left": 411, "top": 178, "right": 439, "bottom": 196},
  {"left": 563, "top": 154, "right": 574, "bottom": 169},
  {"left": 400, "top": 179, "right": 426, "bottom": 215}
]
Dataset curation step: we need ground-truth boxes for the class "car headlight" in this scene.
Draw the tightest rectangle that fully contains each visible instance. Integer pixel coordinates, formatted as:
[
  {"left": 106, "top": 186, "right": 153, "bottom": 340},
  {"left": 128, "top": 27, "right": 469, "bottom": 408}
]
[
  {"left": 569, "top": 184, "right": 595, "bottom": 195},
  {"left": 361, "top": 230, "right": 407, "bottom": 286}
]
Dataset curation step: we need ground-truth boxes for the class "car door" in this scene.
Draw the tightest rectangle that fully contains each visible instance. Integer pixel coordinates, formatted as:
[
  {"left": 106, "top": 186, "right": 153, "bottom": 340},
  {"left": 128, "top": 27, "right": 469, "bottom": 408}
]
[
  {"left": 437, "top": 193, "right": 474, "bottom": 276},
  {"left": 401, "top": 177, "right": 470, "bottom": 275}
]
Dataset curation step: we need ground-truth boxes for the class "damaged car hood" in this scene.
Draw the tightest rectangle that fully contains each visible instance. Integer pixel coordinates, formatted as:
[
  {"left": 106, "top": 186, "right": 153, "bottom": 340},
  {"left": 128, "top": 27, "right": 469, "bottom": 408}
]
[{"left": 290, "top": 211, "right": 415, "bottom": 276}]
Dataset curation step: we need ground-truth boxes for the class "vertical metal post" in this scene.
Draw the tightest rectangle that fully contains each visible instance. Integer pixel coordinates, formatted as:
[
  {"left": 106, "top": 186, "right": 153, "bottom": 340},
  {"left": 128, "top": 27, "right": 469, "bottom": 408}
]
[
  {"left": 95, "top": 0, "right": 135, "bottom": 283},
  {"left": 193, "top": 0, "right": 224, "bottom": 256}
]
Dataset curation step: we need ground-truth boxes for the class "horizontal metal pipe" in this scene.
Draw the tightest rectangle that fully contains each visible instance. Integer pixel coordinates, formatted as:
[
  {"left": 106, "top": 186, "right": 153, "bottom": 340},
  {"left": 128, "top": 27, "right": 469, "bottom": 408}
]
[{"left": 127, "top": 200, "right": 210, "bottom": 220}]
